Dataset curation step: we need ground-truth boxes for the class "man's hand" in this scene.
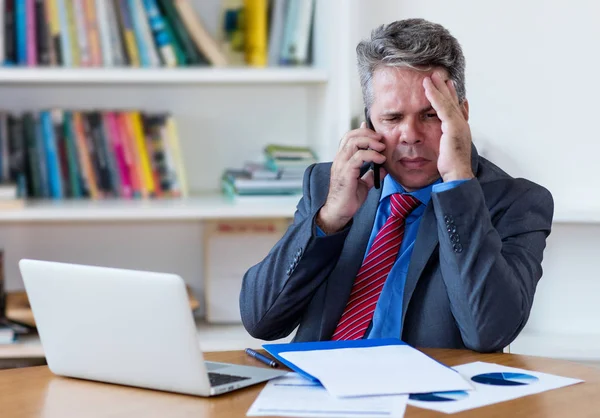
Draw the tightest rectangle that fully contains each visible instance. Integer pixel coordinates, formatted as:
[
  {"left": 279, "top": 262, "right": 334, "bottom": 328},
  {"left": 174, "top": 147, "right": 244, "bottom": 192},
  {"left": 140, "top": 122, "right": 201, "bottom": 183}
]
[
  {"left": 317, "top": 123, "right": 387, "bottom": 234},
  {"left": 423, "top": 71, "right": 474, "bottom": 182}
]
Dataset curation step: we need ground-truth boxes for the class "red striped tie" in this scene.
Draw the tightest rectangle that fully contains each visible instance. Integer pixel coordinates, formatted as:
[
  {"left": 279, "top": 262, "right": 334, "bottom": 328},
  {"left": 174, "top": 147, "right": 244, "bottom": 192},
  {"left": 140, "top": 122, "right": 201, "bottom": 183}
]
[{"left": 331, "top": 193, "right": 420, "bottom": 341}]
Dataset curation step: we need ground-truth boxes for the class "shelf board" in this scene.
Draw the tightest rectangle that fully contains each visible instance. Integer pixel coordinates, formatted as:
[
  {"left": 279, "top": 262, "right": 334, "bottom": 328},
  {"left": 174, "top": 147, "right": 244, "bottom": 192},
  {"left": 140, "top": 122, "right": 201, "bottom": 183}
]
[
  {"left": 0, "top": 67, "right": 328, "bottom": 85},
  {"left": 553, "top": 209, "right": 600, "bottom": 224},
  {"left": 510, "top": 331, "right": 600, "bottom": 362},
  {"left": 0, "top": 194, "right": 300, "bottom": 222}
]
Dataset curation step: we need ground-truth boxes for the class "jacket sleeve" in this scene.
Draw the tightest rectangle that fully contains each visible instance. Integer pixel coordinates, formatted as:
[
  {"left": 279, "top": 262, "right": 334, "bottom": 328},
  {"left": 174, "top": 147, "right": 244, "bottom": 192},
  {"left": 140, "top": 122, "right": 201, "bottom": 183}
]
[
  {"left": 239, "top": 164, "right": 351, "bottom": 340},
  {"left": 431, "top": 178, "right": 554, "bottom": 352}
]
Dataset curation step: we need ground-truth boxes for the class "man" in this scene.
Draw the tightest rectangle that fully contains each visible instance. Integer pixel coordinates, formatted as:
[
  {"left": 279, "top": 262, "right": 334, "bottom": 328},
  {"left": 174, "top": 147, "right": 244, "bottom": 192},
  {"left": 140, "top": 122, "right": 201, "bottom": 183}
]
[{"left": 239, "top": 19, "right": 553, "bottom": 352}]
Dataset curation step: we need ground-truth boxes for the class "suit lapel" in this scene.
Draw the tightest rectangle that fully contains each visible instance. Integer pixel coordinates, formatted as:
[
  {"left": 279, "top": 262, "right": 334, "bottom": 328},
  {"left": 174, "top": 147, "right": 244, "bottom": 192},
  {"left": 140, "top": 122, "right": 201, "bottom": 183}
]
[
  {"left": 318, "top": 185, "right": 382, "bottom": 340},
  {"left": 400, "top": 144, "right": 481, "bottom": 328},
  {"left": 401, "top": 201, "right": 439, "bottom": 327}
]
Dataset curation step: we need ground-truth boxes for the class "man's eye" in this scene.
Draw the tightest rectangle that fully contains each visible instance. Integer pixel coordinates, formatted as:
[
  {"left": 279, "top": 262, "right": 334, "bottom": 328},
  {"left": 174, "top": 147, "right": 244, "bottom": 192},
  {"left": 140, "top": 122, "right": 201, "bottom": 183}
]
[{"left": 425, "top": 113, "right": 438, "bottom": 119}]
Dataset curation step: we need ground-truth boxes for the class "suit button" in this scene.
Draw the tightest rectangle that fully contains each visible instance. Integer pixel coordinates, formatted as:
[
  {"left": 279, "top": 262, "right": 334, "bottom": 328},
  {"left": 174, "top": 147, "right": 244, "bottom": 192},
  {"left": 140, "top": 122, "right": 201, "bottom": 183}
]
[
  {"left": 447, "top": 225, "right": 456, "bottom": 233},
  {"left": 450, "top": 234, "right": 460, "bottom": 243},
  {"left": 453, "top": 243, "right": 463, "bottom": 253},
  {"left": 296, "top": 248, "right": 303, "bottom": 257},
  {"left": 293, "top": 256, "right": 298, "bottom": 263},
  {"left": 286, "top": 267, "right": 292, "bottom": 276}
]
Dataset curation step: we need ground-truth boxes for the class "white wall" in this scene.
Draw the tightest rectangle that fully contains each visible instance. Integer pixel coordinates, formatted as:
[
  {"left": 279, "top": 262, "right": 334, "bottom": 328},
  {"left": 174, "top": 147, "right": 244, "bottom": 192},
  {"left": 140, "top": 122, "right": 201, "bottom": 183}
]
[{"left": 378, "top": 0, "right": 600, "bottom": 361}]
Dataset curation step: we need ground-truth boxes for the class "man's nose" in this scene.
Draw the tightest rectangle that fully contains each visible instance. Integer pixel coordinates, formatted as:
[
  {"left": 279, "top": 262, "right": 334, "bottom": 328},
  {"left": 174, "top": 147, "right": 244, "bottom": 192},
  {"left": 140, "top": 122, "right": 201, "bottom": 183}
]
[{"left": 400, "top": 118, "right": 423, "bottom": 145}]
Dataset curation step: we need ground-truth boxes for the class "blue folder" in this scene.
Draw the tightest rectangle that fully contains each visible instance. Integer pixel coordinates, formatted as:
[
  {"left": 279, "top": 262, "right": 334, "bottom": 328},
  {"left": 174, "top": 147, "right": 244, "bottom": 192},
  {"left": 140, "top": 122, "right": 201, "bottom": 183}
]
[{"left": 262, "top": 338, "right": 408, "bottom": 382}]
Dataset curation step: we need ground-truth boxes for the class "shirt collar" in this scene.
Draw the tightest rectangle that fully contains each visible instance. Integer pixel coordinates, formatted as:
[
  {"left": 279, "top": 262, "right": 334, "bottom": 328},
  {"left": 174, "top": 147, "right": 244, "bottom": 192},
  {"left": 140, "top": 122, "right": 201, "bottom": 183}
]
[{"left": 380, "top": 174, "right": 442, "bottom": 205}]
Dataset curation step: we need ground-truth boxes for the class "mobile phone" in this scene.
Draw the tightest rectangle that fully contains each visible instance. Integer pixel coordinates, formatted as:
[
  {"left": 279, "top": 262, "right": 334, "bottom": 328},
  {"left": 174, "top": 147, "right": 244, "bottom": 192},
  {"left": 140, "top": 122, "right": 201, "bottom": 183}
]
[{"left": 364, "top": 107, "right": 381, "bottom": 189}]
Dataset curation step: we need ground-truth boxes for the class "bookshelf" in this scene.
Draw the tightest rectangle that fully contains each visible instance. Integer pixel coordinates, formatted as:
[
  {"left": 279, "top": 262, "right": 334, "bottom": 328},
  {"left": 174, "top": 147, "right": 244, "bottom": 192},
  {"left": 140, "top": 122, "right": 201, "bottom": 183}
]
[{"left": 0, "top": 0, "right": 354, "bottom": 320}]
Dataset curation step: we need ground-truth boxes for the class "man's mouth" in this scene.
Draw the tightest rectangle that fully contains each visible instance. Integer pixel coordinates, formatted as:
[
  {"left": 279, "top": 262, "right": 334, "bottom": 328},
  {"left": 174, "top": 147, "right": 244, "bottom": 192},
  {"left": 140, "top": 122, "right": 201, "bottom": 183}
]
[{"left": 399, "top": 157, "right": 429, "bottom": 169}]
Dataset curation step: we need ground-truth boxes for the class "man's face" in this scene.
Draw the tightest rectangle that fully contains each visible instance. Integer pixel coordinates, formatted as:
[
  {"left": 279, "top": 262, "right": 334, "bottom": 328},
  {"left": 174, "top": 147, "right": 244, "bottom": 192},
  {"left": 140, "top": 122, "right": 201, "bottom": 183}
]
[{"left": 369, "top": 66, "right": 468, "bottom": 191}]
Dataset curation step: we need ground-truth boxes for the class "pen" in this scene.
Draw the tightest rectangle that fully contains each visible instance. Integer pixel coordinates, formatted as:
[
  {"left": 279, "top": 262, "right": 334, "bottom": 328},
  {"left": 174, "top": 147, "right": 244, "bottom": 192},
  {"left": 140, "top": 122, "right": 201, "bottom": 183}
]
[{"left": 245, "top": 348, "right": 279, "bottom": 368}]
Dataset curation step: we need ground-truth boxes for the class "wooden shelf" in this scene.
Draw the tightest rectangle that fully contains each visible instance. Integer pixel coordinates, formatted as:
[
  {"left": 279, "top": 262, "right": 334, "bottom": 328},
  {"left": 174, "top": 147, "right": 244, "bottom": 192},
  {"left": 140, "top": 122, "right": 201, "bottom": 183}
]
[
  {"left": 0, "top": 67, "right": 328, "bottom": 85},
  {"left": 0, "top": 194, "right": 299, "bottom": 223}
]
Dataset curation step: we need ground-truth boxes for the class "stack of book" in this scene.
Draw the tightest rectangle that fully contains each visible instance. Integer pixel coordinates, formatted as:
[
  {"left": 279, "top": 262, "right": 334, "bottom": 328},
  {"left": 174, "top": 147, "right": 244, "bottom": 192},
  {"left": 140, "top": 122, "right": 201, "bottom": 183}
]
[
  {"left": 222, "top": 144, "right": 316, "bottom": 198},
  {"left": 0, "top": 109, "right": 188, "bottom": 200}
]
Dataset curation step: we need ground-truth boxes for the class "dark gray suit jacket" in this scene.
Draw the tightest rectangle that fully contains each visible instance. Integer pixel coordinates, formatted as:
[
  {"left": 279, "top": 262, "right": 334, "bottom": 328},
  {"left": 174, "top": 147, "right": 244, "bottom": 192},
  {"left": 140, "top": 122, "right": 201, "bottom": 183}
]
[{"left": 239, "top": 146, "right": 554, "bottom": 352}]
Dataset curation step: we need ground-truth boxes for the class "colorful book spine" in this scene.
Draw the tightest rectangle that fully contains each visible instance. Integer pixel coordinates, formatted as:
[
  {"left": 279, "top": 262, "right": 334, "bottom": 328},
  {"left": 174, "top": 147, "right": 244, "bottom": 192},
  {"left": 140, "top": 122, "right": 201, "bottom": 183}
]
[
  {"left": 4, "top": 0, "right": 15, "bottom": 65},
  {"left": 142, "top": 0, "right": 176, "bottom": 67},
  {"left": 15, "top": 0, "right": 27, "bottom": 65},
  {"left": 94, "top": 0, "right": 114, "bottom": 66},
  {"left": 62, "top": 111, "right": 84, "bottom": 198},
  {"left": 165, "top": 115, "right": 188, "bottom": 197},
  {"left": 84, "top": 0, "right": 102, "bottom": 66},
  {"left": 34, "top": 114, "right": 50, "bottom": 197},
  {"left": 40, "top": 110, "right": 64, "bottom": 198},
  {"left": 46, "top": 0, "right": 63, "bottom": 66},
  {"left": 133, "top": 0, "right": 160, "bottom": 66},
  {"left": 157, "top": 0, "right": 205, "bottom": 65},
  {"left": 73, "top": 0, "right": 91, "bottom": 66},
  {"left": 23, "top": 113, "right": 42, "bottom": 197},
  {"left": 73, "top": 112, "right": 99, "bottom": 199},
  {"left": 243, "top": 0, "right": 267, "bottom": 67},
  {"left": 0, "top": 113, "right": 7, "bottom": 181},
  {"left": 127, "top": 0, "right": 150, "bottom": 66},
  {"left": 53, "top": 109, "right": 72, "bottom": 197},
  {"left": 65, "top": 0, "right": 80, "bottom": 66},
  {"left": 26, "top": 0, "right": 37, "bottom": 66},
  {"left": 34, "top": 0, "right": 50, "bottom": 65},
  {"left": 117, "top": 112, "right": 140, "bottom": 197},
  {"left": 128, "top": 111, "right": 155, "bottom": 196},
  {"left": 106, "top": 112, "right": 132, "bottom": 198},
  {"left": 117, "top": 0, "right": 140, "bottom": 66}
]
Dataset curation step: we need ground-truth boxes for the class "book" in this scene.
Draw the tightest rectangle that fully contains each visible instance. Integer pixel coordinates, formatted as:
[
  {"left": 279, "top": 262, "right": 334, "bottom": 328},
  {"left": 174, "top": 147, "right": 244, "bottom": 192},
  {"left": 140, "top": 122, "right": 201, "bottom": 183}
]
[
  {"left": 264, "top": 144, "right": 316, "bottom": 160},
  {"left": 244, "top": 0, "right": 268, "bottom": 67},
  {"left": 174, "top": 0, "right": 227, "bottom": 67}
]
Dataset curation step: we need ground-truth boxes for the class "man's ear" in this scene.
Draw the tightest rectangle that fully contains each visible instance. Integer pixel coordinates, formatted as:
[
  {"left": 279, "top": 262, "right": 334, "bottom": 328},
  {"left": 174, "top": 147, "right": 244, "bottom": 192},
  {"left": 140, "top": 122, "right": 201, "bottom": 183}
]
[{"left": 460, "top": 99, "right": 470, "bottom": 121}]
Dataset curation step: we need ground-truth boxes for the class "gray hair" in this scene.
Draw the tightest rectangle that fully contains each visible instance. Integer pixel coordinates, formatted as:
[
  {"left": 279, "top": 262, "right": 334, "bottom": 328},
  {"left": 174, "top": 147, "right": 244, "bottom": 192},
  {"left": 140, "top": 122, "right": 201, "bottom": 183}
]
[{"left": 357, "top": 18, "right": 466, "bottom": 112}]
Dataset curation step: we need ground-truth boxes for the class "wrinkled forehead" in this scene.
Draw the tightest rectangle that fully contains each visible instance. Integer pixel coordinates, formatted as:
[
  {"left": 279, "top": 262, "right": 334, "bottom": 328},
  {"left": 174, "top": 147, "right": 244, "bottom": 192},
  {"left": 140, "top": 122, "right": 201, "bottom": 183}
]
[{"left": 371, "top": 66, "right": 447, "bottom": 113}]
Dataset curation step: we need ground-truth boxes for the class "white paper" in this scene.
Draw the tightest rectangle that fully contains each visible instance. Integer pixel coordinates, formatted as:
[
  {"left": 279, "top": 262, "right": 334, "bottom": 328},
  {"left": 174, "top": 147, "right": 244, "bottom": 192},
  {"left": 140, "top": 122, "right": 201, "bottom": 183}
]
[
  {"left": 408, "top": 361, "right": 584, "bottom": 414},
  {"left": 280, "top": 345, "right": 473, "bottom": 398},
  {"left": 247, "top": 373, "right": 408, "bottom": 418}
]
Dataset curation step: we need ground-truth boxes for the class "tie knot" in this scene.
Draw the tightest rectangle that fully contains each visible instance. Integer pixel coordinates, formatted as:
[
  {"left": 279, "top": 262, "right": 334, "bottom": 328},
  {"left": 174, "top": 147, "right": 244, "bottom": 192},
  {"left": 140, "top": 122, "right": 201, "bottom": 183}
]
[{"left": 390, "top": 193, "right": 420, "bottom": 219}]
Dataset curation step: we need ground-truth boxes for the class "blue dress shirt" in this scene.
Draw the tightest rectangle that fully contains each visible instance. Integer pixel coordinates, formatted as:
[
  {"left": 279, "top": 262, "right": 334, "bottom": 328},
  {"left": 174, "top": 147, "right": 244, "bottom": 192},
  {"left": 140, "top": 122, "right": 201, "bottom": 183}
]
[{"left": 317, "top": 175, "right": 467, "bottom": 339}]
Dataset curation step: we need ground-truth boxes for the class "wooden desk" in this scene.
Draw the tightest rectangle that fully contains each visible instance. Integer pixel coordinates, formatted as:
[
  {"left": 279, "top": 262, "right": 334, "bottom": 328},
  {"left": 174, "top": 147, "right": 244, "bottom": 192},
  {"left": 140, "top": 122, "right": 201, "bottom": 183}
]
[{"left": 0, "top": 349, "right": 598, "bottom": 417}]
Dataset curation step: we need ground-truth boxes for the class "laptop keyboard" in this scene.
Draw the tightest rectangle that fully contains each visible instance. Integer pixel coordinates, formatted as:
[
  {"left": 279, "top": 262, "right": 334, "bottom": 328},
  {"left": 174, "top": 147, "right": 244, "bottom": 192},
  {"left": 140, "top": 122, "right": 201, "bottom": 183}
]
[{"left": 208, "top": 372, "right": 251, "bottom": 387}]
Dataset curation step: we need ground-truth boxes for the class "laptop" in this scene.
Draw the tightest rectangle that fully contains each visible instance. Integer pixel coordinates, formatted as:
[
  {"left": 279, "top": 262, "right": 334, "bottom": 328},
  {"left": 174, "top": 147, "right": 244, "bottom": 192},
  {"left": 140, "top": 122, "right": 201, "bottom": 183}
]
[{"left": 18, "top": 259, "right": 286, "bottom": 396}]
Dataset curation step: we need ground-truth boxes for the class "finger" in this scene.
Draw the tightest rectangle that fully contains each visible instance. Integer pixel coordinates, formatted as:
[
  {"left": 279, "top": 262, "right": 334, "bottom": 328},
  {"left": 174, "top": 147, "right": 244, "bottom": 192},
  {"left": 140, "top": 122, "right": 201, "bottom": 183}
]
[
  {"left": 446, "top": 79, "right": 460, "bottom": 103},
  {"left": 430, "top": 71, "right": 453, "bottom": 100},
  {"left": 340, "top": 135, "right": 385, "bottom": 160},
  {"left": 378, "top": 165, "right": 388, "bottom": 181},
  {"left": 360, "top": 168, "right": 375, "bottom": 188},
  {"left": 360, "top": 164, "right": 389, "bottom": 189},
  {"left": 348, "top": 149, "right": 386, "bottom": 169},
  {"left": 361, "top": 121, "right": 366, "bottom": 128},
  {"left": 423, "top": 76, "right": 456, "bottom": 121},
  {"left": 339, "top": 126, "right": 381, "bottom": 151}
]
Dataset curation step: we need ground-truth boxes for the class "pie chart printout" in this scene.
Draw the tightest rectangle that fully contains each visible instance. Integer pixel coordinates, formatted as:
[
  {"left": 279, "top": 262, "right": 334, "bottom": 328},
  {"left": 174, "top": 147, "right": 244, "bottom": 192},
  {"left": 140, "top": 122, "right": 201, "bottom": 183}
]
[{"left": 471, "top": 372, "right": 539, "bottom": 386}]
